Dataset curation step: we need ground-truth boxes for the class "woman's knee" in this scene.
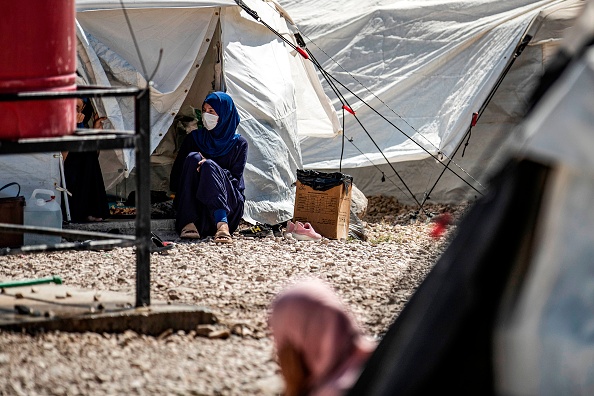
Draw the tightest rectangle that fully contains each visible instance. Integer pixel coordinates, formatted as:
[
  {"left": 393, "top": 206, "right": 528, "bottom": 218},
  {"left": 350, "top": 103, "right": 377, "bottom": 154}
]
[
  {"left": 184, "top": 152, "right": 203, "bottom": 167},
  {"left": 199, "top": 159, "right": 219, "bottom": 174}
]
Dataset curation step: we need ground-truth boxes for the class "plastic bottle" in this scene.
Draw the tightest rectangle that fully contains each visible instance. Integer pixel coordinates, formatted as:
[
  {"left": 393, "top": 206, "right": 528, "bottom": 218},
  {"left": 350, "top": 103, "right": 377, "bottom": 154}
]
[{"left": 23, "top": 189, "right": 63, "bottom": 245}]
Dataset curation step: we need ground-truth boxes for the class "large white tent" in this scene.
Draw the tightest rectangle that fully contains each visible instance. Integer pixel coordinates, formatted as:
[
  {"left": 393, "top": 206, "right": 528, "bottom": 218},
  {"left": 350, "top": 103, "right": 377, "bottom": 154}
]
[
  {"left": 281, "top": 0, "right": 584, "bottom": 205},
  {"left": 0, "top": 0, "right": 340, "bottom": 225},
  {"left": 1, "top": 0, "right": 584, "bottom": 223}
]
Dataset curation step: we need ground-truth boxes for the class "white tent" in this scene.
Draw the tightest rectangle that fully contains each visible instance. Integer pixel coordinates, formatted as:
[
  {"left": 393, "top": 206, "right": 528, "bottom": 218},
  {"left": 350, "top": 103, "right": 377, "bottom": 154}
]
[
  {"left": 2, "top": 0, "right": 584, "bottom": 219},
  {"left": 281, "top": 0, "right": 584, "bottom": 205},
  {"left": 0, "top": 0, "right": 340, "bottom": 225},
  {"left": 344, "top": 1, "right": 594, "bottom": 392}
]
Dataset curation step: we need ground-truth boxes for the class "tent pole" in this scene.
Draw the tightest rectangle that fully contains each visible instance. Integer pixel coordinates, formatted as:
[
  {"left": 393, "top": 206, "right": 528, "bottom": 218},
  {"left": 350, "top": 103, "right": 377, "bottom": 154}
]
[
  {"left": 55, "top": 153, "right": 71, "bottom": 222},
  {"left": 419, "top": 33, "right": 534, "bottom": 210}
]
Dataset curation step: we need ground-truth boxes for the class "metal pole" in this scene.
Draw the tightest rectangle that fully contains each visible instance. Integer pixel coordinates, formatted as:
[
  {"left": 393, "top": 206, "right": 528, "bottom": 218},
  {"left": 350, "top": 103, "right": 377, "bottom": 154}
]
[
  {"left": 135, "top": 88, "right": 151, "bottom": 307},
  {"left": 55, "top": 153, "right": 71, "bottom": 222}
]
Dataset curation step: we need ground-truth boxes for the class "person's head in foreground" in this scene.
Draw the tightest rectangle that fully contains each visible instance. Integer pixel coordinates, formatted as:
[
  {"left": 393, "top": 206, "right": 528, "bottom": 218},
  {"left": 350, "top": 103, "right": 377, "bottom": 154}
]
[{"left": 269, "top": 279, "right": 376, "bottom": 396}]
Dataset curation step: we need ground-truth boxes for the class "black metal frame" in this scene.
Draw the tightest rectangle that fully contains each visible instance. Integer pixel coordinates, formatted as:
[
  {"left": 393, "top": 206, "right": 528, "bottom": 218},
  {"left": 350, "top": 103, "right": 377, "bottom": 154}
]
[{"left": 0, "top": 86, "right": 152, "bottom": 307}]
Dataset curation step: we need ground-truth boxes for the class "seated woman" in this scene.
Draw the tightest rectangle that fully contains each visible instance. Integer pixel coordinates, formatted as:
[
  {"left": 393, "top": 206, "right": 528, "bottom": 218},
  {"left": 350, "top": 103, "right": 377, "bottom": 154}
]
[
  {"left": 169, "top": 91, "right": 248, "bottom": 243},
  {"left": 269, "top": 279, "right": 376, "bottom": 396},
  {"left": 62, "top": 98, "right": 109, "bottom": 223}
]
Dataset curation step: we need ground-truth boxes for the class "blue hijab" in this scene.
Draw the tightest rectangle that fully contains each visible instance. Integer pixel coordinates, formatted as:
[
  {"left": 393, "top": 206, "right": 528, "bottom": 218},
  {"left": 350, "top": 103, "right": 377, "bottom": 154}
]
[{"left": 192, "top": 91, "right": 241, "bottom": 157}]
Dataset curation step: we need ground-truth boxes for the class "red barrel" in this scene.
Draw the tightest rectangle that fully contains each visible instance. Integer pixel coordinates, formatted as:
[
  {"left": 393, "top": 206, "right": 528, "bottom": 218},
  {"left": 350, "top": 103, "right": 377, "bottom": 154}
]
[{"left": 0, "top": 0, "right": 77, "bottom": 140}]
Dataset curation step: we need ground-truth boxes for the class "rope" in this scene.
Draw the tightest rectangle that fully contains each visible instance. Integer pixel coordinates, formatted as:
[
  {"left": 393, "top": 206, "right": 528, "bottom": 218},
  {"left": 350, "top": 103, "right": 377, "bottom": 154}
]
[
  {"left": 320, "top": 69, "right": 484, "bottom": 196},
  {"left": 348, "top": 108, "right": 431, "bottom": 215},
  {"left": 298, "top": 34, "right": 483, "bottom": 190},
  {"left": 340, "top": 135, "right": 413, "bottom": 200},
  {"left": 306, "top": 47, "right": 430, "bottom": 214},
  {"left": 297, "top": 27, "right": 484, "bottom": 197},
  {"left": 306, "top": 46, "right": 416, "bottom": 203},
  {"left": 234, "top": 1, "right": 309, "bottom": 60},
  {"left": 235, "top": 0, "right": 477, "bottom": 215},
  {"left": 118, "top": 0, "right": 163, "bottom": 86}
]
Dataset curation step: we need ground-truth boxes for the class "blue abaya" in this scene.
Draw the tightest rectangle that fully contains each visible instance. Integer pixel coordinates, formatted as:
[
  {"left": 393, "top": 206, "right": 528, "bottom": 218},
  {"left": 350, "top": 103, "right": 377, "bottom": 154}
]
[
  {"left": 170, "top": 131, "right": 248, "bottom": 237},
  {"left": 170, "top": 92, "right": 247, "bottom": 237}
]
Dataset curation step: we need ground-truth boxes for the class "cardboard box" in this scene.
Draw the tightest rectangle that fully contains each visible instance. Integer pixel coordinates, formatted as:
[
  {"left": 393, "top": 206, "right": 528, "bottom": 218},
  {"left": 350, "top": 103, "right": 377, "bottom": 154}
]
[{"left": 293, "top": 180, "right": 352, "bottom": 240}]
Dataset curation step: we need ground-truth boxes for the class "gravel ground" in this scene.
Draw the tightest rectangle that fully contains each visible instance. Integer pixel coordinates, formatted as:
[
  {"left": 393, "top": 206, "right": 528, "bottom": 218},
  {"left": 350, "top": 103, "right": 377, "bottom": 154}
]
[{"left": 0, "top": 197, "right": 465, "bottom": 395}]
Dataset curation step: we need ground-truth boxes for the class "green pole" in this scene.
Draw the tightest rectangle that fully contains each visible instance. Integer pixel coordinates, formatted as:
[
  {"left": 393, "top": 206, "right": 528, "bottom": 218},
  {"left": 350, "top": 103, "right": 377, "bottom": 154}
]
[{"left": 0, "top": 276, "right": 62, "bottom": 289}]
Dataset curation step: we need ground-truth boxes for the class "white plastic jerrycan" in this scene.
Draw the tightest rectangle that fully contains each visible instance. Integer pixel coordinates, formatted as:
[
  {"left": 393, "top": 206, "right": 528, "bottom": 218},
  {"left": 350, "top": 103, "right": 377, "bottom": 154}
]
[{"left": 24, "top": 189, "right": 63, "bottom": 245}]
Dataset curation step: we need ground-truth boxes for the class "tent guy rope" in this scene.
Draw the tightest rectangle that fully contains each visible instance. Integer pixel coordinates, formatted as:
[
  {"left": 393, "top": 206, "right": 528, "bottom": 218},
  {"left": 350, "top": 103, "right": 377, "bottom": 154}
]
[
  {"left": 118, "top": 0, "right": 164, "bottom": 86},
  {"left": 248, "top": 0, "right": 485, "bottom": 211}
]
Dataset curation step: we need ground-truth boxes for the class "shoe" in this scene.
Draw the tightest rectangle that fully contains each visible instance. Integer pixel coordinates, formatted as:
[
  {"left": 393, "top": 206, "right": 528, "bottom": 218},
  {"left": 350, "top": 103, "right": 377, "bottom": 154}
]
[
  {"left": 180, "top": 223, "right": 200, "bottom": 239},
  {"left": 214, "top": 223, "right": 233, "bottom": 244},
  {"left": 151, "top": 232, "right": 175, "bottom": 253},
  {"left": 286, "top": 220, "right": 296, "bottom": 234},
  {"left": 283, "top": 220, "right": 297, "bottom": 238},
  {"left": 291, "top": 221, "right": 322, "bottom": 241},
  {"left": 214, "top": 229, "right": 233, "bottom": 243},
  {"left": 239, "top": 223, "right": 273, "bottom": 238},
  {"left": 271, "top": 223, "right": 284, "bottom": 237}
]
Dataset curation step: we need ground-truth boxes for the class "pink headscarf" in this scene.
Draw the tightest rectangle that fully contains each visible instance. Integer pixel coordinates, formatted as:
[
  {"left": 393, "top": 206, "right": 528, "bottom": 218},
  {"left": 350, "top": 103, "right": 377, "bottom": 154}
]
[{"left": 269, "top": 279, "right": 375, "bottom": 396}]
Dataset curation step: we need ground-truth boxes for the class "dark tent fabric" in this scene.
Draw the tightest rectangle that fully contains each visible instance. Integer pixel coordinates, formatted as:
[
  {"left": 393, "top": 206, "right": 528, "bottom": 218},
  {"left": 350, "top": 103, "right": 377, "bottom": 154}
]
[{"left": 346, "top": 159, "right": 550, "bottom": 395}]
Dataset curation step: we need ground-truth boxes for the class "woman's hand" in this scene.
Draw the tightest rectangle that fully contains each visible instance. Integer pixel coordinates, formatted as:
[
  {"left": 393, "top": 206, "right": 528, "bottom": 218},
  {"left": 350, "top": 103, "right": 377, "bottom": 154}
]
[
  {"left": 93, "top": 115, "right": 107, "bottom": 129},
  {"left": 196, "top": 158, "right": 206, "bottom": 172},
  {"left": 76, "top": 112, "right": 85, "bottom": 124}
]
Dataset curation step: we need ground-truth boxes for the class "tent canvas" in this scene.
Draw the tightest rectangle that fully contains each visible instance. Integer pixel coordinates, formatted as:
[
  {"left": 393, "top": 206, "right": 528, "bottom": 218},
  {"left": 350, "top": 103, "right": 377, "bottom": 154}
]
[
  {"left": 0, "top": 0, "right": 340, "bottom": 225},
  {"left": 281, "top": 0, "right": 584, "bottom": 205},
  {"left": 345, "top": 2, "right": 594, "bottom": 393},
  {"left": 1, "top": 0, "right": 583, "bottom": 220}
]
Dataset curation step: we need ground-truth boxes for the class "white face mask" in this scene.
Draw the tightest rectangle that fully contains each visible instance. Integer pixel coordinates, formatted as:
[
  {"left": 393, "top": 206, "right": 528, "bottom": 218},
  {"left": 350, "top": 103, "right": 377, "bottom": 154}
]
[{"left": 202, "top": 112, "right": 219, "bottom": 130}]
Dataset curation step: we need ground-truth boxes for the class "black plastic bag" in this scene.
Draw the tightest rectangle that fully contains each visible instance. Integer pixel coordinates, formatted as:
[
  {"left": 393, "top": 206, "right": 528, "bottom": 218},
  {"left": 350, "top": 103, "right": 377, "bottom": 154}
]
[{"left": 296, "top": 169, "right": 353, "bottom": 192}]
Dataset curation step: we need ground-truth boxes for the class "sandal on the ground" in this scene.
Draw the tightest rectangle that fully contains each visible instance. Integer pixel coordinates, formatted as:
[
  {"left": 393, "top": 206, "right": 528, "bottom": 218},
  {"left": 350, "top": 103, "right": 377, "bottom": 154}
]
[
  {"left": 214, "top": 229, "right": 233, "bottom": 244},
  {"left": 180, "top": 224, "right": 200, "bottom": 239},
  {"left": 151, "top": 232, "right": 175, "bottom": 253},
  {"left": 239, "top": 223, "right": 273, "bottom": 238}
]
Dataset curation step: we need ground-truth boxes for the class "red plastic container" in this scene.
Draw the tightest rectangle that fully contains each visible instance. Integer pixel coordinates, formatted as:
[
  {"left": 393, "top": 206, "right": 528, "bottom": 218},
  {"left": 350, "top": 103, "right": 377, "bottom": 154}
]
[{"left": 0, "top": 0, "right": 77, "bottom": 140}]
